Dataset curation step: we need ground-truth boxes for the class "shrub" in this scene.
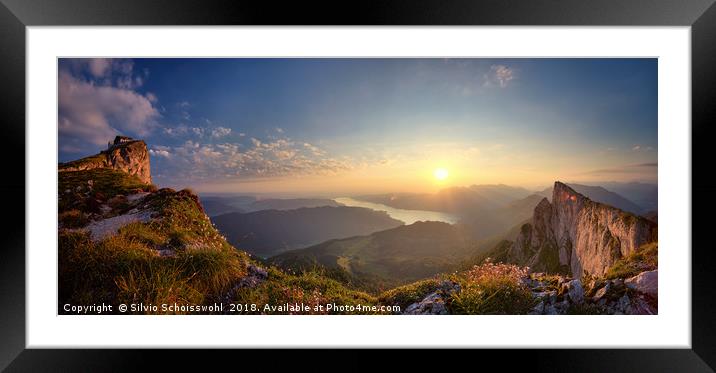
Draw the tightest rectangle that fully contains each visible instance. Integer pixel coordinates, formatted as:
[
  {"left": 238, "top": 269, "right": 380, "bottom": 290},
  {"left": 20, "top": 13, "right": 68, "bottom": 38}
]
[
  {"left": 449, "top": 262, "right": 535, "bottom": 315},
  {"left": 59, "top": 209, "right": 89, "bottom": 228},
  {"left": 232, "top": 268, "right": 376, "bottom": 314},
  {"left": 114, "top": 260, "right": 203, "bottom": 312},
  {"left": 178, "top": 245, "right": 247, "bottom": 295},
  {"left": 118, "top": 222, "right": 165, "bottom": 246},
  {"left": 378, "top": 278, "right": 443, "bottom": 309},
  {"left": 58, "top": 222, "right": 250, "bottom": 314}
]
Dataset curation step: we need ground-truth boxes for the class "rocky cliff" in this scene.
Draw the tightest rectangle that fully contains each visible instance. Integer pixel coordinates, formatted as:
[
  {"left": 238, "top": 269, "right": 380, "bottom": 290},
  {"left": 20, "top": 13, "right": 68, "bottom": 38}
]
[
  {"left": 497, "top": 182, "right": 656, "bottom": 277},
  {"left": 59, "top": 136, "right": 152, "bottom": 184}
]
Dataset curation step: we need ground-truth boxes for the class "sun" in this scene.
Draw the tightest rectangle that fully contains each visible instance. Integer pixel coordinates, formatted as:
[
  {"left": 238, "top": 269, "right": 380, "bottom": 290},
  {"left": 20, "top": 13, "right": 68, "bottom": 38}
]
[{"left": 433, "top": 168, "right": 449, "bottom": 181}]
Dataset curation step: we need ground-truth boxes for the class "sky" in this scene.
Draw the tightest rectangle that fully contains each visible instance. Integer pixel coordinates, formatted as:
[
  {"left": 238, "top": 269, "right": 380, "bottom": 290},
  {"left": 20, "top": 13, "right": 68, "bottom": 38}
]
[{"left": 58, "top": 58, "right": 657, "bottom": 195}]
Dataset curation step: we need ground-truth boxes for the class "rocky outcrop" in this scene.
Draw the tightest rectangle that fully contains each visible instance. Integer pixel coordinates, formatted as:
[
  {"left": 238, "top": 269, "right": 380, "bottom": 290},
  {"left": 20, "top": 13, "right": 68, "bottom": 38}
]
[
  {"left": 59, "top": 136, "right": 152, "bottom": 184},
  {"left": 403, "top": 281, "right": 461, "bottom": 315},
  {"left": 528, "top": 273, "right": 657, "bottom": 315},
  {"left": 502, "top": 182, "right": 656, "bottom": 277},
  {"left": 625, "top": 270, "right": 658, "bottom": 296}
]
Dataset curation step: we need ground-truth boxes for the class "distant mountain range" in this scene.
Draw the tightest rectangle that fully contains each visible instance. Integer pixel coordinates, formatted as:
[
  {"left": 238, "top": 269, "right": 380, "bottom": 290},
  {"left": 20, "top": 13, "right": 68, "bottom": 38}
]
[
  {"left": 57, "top": 137, "right": 659, "bottom": 315},
  {"left": 200, "top": 196, "right": 342, "bottom": 216},
  {"left": 212, "top": 206, "right": 403, "bottom": 258},
  {"left": 357, "top": 184, "right": 533, "bottom": 214},
  {"left": 595, "top": 182, "right": 658, "bottom": 213},
  {"left": 538, "top": 183, "right": 648, "bottom": 215},
  {"left": 457, "top": 193, "right": 545, "bottom": 241},
  {"left": 269, "top": 182, "right": 658, "bottom": 289},
  {"left": 489, "top": 182, "right": 657, "bottom": 276},
  {"left": 247, "top": 198, "right": 342, "bottom": 212}
]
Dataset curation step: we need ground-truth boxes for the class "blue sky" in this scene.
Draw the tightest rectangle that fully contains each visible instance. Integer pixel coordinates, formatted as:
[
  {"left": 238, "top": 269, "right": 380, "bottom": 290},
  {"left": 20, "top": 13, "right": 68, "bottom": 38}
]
[{"left": 58, "top": 58, "right": 657, "bottom": 194}]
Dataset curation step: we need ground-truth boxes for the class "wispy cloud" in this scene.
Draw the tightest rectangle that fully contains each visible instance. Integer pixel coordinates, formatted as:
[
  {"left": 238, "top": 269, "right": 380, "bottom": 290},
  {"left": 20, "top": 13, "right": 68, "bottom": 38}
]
[
  {"left": 581, "top": 162, "right": 657, "bottom": 175},
  {"left": 484, "top": 65, "right": 517, "bottom": 88},
  {"left": 149, "top": 145, "right": 172, "bottom": 158},
  {"left": 150, "top": 135, "right": 353, "bottom": 184},
  {"left": 87, "top": 58, "right": 111, "bottom": 78},
  {"left": 212, "top": 127, "right": 232, "bottom": 138},
  {"left": 191, "top": 127, "right": 204, "bottom": 137}
]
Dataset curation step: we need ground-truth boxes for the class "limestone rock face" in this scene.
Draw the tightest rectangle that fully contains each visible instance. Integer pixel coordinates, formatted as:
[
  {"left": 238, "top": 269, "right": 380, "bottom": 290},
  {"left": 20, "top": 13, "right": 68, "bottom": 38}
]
[
  {"left": 59, "top": 136, "right": 152, "bottom": 184},
  {"left": 105, "top": 139, "right": 152, "bottom": 184},
  {"left": 505, "top": 182, "right": 656, "bottom": 277}
]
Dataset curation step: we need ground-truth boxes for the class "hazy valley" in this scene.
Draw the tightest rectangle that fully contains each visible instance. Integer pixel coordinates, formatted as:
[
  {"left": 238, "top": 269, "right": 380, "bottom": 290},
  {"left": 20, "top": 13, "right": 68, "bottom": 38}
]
[
  {"left": 58, "top": 137, "right": 659, "bottom": 315},
  {"left": 56, "top": 58, "right": 659, "bottom": 317}
]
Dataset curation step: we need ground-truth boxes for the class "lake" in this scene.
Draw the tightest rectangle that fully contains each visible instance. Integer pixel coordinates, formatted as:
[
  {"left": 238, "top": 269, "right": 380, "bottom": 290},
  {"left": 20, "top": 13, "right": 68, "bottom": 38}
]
[{"left": 334, "top": 197, "right": 459, "bottom": 225}]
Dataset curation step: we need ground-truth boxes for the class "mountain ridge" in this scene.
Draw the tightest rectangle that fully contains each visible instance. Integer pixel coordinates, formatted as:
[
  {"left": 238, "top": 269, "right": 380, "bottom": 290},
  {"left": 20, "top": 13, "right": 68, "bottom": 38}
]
[
  {"left": 212, "top": 206, "right": 404, "bottom": 258},
  {"left": 60, "top": 135, "right": 152, "bottom": 184},
  {"left": 491, "top": 181, "right": 657, "bottom": 277},
  {"left": 57, "top": 138, "right": 658, "bottom": 315}
]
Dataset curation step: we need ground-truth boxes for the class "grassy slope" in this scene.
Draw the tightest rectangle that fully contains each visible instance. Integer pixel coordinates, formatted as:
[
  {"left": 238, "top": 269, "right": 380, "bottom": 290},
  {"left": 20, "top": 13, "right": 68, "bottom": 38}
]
[
  {"left": 58, "top": 167, "right": 658, "bottom": 315},
  {"left": 268, "top": 221, "right": 476, "bottom": 291},
  {"left": 58, "top": 168, "right": 374, "bottom": 314},
  {"left": 377, "top": 262, "right": 536, "bottom": 315},
  {"left": 605, "top": 242, "right": 658, "bottom": 279},
  {"left": 59, "top": 152, "right": 108, "bottom": 170},
  {"left": 377, "top": 241, "right": 658, "bottom": 314}
]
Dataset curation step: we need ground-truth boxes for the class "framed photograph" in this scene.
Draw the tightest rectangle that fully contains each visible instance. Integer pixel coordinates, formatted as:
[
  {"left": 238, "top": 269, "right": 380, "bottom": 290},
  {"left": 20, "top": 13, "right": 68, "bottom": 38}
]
[{"left": 3, "top": 0, "right": 716, "bottom": 369}]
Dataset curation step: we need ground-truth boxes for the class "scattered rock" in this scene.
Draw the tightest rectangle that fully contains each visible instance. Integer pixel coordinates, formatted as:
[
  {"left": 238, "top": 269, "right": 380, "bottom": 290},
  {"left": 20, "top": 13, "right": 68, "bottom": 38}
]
[
  {"left": 403, "top": 280, "right": 460, "bottom": 315},
  {"left": 404, "top": 292, "right": 449, "bottom": 315},
  {"left": 625, "top": 270, "right": 658, "bottom": 297},
  {"left": 249, "top": 264, "right": 268, "bottom": 279},
  {"left": 157, "top": 249, "right": 175, "bottom": 257},
  {"left": 616, "top": 294, "right": 631, "bottom": 313},
  {"left": 627, "top": 294, "right": 657, "bottom": 315},
  {"left": 544, "top": 304, "right": 559, "bottom": 315},
  {"left": 233, "top": 264, "right": 269, "bottom": 289},
  {"left": 107, "top": 194, "right": 128, "bottom": 209},
  {"left": 99, "top": 204, "right": 112, "bottom": 214},
  {"left": 566, "top": 279, "right": 584, "bottom": 304},
  {"left": 530, "top": 301, "right": 545, "bottom": 315},
  {"left": 127, "top": 192, "right": 150, "bottom": 203},
  {"left": 85, "top": 210, "right": 154, "bottom": 241},
  {"left": 592, "top": 282, "right": 610, "bottom": 302}
]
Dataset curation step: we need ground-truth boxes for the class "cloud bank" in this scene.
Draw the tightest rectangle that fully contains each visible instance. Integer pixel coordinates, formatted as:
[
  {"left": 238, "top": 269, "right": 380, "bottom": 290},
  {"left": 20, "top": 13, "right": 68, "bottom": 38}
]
[
  {"left": 59, "top": 59, "right": 160, "bottom": 153},
  {"left": 150, "top": 135, "right": 352, "bottom": 184}
]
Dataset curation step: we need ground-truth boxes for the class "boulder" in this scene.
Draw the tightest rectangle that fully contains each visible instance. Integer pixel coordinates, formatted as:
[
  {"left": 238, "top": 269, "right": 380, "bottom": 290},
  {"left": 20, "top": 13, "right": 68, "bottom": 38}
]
[
  {"left": 403, "top": 280, "right": 460, "bottom": 315},
  {"left": 544, "top": 304, "right": 559, "bottom": 315},
  {"left": 233, "top": 264, "right": 269, "bottom": 289},
  {"left": 530, "top": 301, "right": 545, "bottom": 315},
  {"left": 627, "top": 294, "right": 657, "bottom": 315},
  {"left": 592, "top": 282, "right": 610, "bottom": 302},
  {"left": 404, "top": 292, "right": 449, "bottom": 315},
  {"left": 566, "top": 279, "right": 584, "bottom": 304},
  {"left": 625, "top": 270, "right": 658, "bottom": 297}
]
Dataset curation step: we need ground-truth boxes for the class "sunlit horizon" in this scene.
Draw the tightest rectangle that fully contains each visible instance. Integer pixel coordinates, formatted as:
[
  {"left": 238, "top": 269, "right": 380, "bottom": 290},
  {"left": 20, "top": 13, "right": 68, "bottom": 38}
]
[{"left": 58, "top": 58, "right": 657, "bottom": 195}]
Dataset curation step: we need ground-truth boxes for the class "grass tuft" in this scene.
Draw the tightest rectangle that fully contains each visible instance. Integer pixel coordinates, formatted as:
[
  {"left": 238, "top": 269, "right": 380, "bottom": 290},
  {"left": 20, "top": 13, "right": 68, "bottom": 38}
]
[
  {"left": 448, "top": 262, "right": 535, "bottom": 315},
  {"left": 605, "top": 242, "right": 658, "bottom": 280},
  {"left": 378, "top": 278, "right": 444, "bottom": 309},
  {"left": 59, "top": 209, "right": 89, "bottom": 228}
]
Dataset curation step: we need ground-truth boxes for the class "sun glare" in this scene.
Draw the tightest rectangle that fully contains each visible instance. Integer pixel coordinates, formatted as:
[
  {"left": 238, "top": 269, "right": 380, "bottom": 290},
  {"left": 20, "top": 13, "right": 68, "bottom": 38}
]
[{"left": 433, "top": 168, "right": 449, "bottom": 181}]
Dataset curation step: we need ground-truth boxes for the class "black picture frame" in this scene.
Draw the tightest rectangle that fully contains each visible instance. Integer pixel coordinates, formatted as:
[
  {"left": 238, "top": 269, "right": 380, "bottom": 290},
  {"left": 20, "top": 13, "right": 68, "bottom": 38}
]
[{"left": 2, "top": 0, "right": 715, "bottom": 370}]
